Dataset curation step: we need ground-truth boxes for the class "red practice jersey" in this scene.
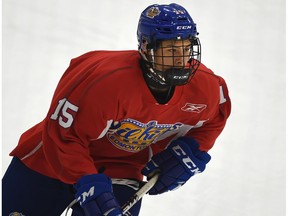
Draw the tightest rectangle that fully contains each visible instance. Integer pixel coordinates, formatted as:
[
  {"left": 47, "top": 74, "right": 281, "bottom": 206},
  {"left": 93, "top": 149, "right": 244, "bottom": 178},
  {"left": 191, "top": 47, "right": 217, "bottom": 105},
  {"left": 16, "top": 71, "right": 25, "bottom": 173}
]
[{"left": 10, "top": 50, "right": 231, "bottom": 184}]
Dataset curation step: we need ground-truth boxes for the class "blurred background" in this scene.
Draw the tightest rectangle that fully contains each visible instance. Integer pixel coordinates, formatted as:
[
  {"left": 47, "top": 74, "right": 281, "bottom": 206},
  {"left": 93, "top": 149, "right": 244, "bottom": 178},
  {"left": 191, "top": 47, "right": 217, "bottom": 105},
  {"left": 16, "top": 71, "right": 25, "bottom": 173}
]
[{"left": 2, "top": 0, "right": 286, "bottom": 215}]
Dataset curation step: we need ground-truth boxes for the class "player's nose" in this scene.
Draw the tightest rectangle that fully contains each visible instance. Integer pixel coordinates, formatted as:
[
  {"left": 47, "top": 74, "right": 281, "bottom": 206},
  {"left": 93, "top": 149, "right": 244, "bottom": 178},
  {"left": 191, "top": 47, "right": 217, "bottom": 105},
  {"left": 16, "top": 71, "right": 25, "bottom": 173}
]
[
  {"left": 173, "top": 48, "right": 187, "bottom": 67},
  {"left": 174, "top": 56, "right": 185, "bottom": 67}
]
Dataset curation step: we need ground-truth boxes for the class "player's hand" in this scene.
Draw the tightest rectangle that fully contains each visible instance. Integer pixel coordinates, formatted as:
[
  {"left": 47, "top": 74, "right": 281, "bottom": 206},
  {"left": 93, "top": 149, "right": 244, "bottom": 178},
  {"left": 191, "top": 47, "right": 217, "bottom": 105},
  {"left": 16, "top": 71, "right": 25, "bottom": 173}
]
[
  {"left": 141, "top": 137, "right": 211, "bottom": 195},
  {"left": 74, "top": 173, "right": 123, "bottom": 216}
]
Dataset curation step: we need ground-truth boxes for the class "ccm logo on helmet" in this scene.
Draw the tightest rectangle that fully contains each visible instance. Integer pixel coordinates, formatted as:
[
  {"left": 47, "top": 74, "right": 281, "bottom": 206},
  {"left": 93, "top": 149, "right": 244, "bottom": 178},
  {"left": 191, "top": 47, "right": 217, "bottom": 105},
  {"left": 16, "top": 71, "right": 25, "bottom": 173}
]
[{"left": 177, "top": 25, "right": 192, "bottom": 30}]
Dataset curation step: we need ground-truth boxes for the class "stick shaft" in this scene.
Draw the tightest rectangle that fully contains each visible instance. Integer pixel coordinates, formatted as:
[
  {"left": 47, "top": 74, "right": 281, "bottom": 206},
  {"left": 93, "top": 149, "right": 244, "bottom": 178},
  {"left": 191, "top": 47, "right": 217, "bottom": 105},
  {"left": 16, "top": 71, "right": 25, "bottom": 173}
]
[{"left": 122, "top": 173, "right": 160, "bottom": 215}]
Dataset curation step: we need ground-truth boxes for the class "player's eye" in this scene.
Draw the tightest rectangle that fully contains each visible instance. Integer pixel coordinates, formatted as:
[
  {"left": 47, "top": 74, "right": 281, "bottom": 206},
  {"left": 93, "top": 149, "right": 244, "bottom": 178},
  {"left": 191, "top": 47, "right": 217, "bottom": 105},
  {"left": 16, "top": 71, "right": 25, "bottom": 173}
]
[
  {"left": 185, "top": 46, "right": 191, "bottom": 52},
  {"left": 168, "top": 48, "right": 177, "bottom": 53},
  {"left": 183, "top": 44, "right": 192, "bottom": 52}
]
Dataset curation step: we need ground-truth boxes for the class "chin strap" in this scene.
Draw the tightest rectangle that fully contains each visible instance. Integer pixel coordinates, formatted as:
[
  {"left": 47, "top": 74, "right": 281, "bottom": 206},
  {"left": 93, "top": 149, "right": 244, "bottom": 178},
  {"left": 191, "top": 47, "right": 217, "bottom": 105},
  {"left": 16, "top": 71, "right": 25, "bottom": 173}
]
[{"left": 140, "top": 58, "right": 167, "bottom": 86}]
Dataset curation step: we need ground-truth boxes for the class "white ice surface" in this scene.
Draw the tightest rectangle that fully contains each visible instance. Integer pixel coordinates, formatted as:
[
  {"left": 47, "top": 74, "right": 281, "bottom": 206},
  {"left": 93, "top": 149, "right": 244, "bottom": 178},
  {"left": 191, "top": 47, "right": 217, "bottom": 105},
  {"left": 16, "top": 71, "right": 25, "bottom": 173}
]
[{"left": 2, "top": 0, "right": 286, "bottom": 216}]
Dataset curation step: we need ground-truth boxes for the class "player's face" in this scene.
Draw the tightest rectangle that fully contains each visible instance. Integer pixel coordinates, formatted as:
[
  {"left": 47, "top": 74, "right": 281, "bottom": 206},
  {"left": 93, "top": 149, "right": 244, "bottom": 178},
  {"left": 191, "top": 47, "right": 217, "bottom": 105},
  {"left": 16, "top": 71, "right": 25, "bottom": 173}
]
[{"left": 154, "top": 39, "right": 192, "bottom": 72}]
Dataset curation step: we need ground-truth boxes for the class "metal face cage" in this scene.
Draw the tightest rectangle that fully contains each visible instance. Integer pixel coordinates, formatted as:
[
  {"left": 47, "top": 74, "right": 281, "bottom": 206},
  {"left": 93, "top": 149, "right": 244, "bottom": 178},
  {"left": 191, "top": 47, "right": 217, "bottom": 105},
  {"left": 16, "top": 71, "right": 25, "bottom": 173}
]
[{"left": 146, "top": 37, "right": 201, "bottom": 86}]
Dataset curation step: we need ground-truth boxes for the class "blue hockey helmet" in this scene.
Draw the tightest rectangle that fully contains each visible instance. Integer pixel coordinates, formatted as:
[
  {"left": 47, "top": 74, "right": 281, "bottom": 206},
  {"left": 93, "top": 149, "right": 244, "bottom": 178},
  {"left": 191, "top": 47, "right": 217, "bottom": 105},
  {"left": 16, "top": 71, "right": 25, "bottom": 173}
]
[
  {"left": 137, "top": 3, "right": 201, "bottom": 86},
  {"left": 137, "top": 3, "right": 198, "bottom": 49}
]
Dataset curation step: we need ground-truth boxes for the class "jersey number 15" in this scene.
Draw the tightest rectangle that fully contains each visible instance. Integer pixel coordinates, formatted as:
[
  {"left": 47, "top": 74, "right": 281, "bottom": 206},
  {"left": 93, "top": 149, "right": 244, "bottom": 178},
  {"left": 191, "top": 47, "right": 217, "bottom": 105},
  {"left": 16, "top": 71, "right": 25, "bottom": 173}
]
[{"left": 50, "top": 98, "right": 79, "bottom": 128}]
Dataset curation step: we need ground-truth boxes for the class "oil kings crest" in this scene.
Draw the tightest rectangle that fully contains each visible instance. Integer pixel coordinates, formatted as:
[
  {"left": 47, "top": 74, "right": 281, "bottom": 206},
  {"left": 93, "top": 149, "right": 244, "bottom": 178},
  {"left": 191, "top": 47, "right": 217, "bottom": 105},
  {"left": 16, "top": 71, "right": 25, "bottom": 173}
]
[{"left": 107, "top": 119, "right": 183, "bottom": 152}]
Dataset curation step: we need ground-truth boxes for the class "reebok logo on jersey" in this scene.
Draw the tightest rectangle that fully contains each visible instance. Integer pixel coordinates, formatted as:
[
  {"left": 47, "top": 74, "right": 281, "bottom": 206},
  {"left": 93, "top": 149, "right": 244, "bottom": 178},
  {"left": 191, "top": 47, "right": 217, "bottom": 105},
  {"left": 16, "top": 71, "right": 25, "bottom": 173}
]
[{"left": 181, "top": 103, "right": 207, "bottom": 113}]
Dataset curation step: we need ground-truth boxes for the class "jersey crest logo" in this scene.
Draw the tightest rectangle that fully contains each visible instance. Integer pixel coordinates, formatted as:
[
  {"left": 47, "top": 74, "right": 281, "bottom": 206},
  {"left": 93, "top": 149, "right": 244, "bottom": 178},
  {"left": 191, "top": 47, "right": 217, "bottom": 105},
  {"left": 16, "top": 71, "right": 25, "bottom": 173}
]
[
  {"left": 181, "top": 103, "right": 207, "bottom": 113},
  {"left": 107, "top": 119, "right": 183, "bottom": 153}
]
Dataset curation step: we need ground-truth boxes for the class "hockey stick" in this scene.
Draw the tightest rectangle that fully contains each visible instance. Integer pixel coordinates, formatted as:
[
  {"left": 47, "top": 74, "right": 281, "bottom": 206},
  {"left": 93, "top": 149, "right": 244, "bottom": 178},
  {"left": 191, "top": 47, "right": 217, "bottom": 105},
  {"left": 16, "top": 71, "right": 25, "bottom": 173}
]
[
  {"left": 64, "top": 173, "right": 159, "bottom": 216},
  {"left": 122, "top": 173, "right": 160, "bottom": 216}
]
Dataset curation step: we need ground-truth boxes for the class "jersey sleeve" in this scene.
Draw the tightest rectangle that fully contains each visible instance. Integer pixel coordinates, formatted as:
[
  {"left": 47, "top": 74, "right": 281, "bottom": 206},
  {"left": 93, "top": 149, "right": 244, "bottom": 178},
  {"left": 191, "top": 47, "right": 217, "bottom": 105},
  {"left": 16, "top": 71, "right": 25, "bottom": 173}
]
[
  {"left": 42, "top": 92, "right": 117, "bottom": 184},
  {"left": 41, "top": 57, "right": 119, "bottom": 184},
  {"left": 186, "top": 76, "right": 231, "bottom": 151}
]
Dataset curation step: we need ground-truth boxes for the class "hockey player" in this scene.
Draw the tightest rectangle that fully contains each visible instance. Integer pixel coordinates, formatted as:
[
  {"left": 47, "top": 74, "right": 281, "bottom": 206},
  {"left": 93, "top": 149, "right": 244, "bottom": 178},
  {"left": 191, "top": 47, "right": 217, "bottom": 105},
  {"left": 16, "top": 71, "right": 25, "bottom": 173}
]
[{"left": 2, "top": 3, "right": 231, "bottom": 216}]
